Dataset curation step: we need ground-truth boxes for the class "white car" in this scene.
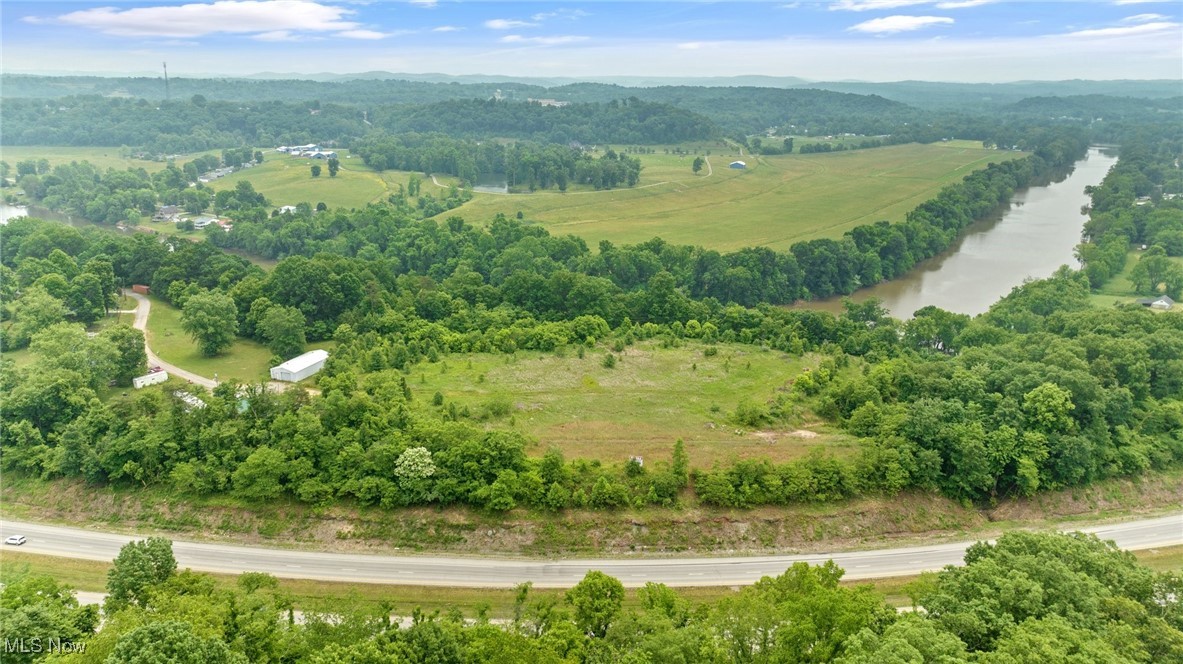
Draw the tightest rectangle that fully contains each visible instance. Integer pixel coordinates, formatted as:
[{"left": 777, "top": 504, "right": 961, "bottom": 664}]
[{"left": 4, "top": 535, "right": 26, "bottom": 546}]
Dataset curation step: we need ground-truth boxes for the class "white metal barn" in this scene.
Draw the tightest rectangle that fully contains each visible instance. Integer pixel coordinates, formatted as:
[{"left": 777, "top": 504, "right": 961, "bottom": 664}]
[
  {"left": 133, "top": 371, "right": 169, "bottom": 389},
  {"left": 270, "top": 349, "right": 329, "bottom": 382}
]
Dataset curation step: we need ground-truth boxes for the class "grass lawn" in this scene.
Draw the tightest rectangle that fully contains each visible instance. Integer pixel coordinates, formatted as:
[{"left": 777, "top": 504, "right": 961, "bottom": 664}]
[
  {"left": 439, "top": 142, "right": 1019, "bottom": 253},
  {"left": 407, "top": 340, "right": 857, "bottom": 466},
  {"left": 2, "top": 347, "right": 36, "bottom": 370},
  {"left": 1091, "top": 250, "right": 1183, "bottom": 311},
  {"left": 204, "top": 150, "right": 429, "bottom": 211},
  {"left": 0, "top": 146, "right": 219, "bottom": 174},
  {"left": 143, "top": 295, "right": 334, "bottom": 383}
]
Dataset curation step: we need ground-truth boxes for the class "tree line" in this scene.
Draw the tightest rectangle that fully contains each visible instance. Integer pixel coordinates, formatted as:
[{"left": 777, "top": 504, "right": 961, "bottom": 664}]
[
  {"left": 351, "top": 133, "right": 642, "bottom": 191},
  {"left": 1075, "top": 135, "right": 1183, "bottom": 298}
]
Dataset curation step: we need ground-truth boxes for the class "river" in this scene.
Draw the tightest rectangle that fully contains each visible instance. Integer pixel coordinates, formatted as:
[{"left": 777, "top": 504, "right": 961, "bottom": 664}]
[
  {"left": 4, "top": 148, "right": 1117, "bottom": 315},
  {"left": 0, "top": 203, "right": 87, "bottom": 226},
  {"left": 799, "top": 147, "right": 1118, "bottom": 318}
]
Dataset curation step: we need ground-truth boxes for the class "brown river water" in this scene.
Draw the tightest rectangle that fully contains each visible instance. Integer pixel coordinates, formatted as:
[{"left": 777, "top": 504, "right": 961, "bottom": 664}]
[{"left": 797, "top": 147, "right": 1118, "bottom": 318}]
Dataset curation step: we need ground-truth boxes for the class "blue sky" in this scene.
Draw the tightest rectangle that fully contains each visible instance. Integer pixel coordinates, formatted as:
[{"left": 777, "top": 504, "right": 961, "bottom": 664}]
[{"left": 3, "top": 1, "right": 1181, "bottom": 81}]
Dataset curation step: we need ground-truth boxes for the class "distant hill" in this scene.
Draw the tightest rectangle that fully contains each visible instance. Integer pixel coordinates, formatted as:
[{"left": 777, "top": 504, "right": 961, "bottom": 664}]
[
  {"left": 0, "top": 75, "right": 920, "bottom": 135},
  {"left": 794, "top": 80, "right": 1183, "bottom": 110},
  {"left": 1005, "top": 94, "right": 1183, "bottom": 115}
]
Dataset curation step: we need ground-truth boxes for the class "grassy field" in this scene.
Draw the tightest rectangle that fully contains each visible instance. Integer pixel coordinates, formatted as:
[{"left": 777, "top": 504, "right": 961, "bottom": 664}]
[
  {"left": 441, "top": 141, "right": 1017, "bottom": 253},
  {"left": 1091, "top": 250, "right": 1183, "bottom": 310},
  {"left": 408, "top": 340, "right": 858, "bottom": 466},
  {"left": 144, "top": 295, "right": 275, "bottom": 382},
  {"left": 6, "top": 142, "right": 1017, "bottom": 255},
  {"left": 143, "top": 295, "right": 333, "bottom": 383},
  {"left": 0, "top": 146, "right": 217, "bottom": 174},
  {"left": 204, "top": 150, "right": 431, "bottom": 211}
]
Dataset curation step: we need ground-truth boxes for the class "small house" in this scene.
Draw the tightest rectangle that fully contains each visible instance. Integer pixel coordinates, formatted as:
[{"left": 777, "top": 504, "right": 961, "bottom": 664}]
[
  {"left": 1138, "top": 295, "right": 1174, "bottom": 310},
  {"left": 153, "top": 205, "right": 181, "bottom": 222},
  {"left": 278, "top": 205, "right": 299, "bottom": 214},
  {"left": 308, "top": 151, "right": 337, "bottom": 160},
  {"left": 729, "top": 161, "right": 747, "bottom": 169},
  {"left": 131, "top": 284, "right": 150, "bottom": 295},
  {"left": 192, "top": 217, "right": 215, "bottom": 230},
  {"left": 133, "top": 371, "right": 169, "bottom": 389},
  {"left": 270, "top": 349, "right": 329, "bottom": 382}
]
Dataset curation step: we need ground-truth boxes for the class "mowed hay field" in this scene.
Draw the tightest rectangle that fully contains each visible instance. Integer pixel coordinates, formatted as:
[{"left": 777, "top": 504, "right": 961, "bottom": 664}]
[
  {"left": 408, "top": 340, "right": 859, "bottom": 467},
  {"left": 0, "top": 145, "right": 216, "bottom": 173},
  {"left": 204, "top": 150, "right": 429, "bottom": 211},
  {"left": 444, "top": 141, "right": 1020, "bottom": 252}
]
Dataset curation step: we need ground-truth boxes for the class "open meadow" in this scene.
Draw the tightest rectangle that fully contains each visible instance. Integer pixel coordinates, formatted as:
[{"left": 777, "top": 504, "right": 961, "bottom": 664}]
[
  {"left": 438, "top": 140, "right": 1019, "bottom": 252},
  {"left": 204, "top": 149, "right": 430, "bottom": 211},
  {"left": 1090, "top": 250, "right": 1183, "bottom": 310},
  {"left": 407, "top": 340, "right": 858, "bottom": 467},
  {"left": 0, "top": 145, "right": 217, "bottom": 174}
]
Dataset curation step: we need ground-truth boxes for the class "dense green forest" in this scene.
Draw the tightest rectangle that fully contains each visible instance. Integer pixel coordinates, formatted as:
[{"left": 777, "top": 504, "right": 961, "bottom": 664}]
[
  {"left": 373, "top": 98, "right": 714, "bottom": 144},
  {"left": 3, "top": 531, "right": 1180, "bottom": 662},
  {"left": 7, "top": 76, "right": 1176, "bottom": 154},
  {"left": 0, "top": 96, "right": 712, "bottom": 153}
]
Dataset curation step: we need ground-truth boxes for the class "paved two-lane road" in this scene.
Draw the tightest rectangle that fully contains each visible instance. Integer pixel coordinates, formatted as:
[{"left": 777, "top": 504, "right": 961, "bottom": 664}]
[{"left": 3, "top": 514, "right": 1178, "bottom": 588}]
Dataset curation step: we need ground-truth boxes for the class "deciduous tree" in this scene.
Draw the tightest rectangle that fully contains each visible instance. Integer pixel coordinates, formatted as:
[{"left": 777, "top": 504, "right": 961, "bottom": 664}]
[{"left": 181, "top": 290, "right": 238, "bottom": 356}]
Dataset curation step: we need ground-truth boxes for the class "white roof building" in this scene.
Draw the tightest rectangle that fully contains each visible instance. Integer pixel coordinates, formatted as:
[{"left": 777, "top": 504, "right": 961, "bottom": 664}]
[
  {"left": 133, "top": 371, "right": 169, "bottom": 389},
  {"left": 270, "top": 349, "right": 329, "bottom": 382}
]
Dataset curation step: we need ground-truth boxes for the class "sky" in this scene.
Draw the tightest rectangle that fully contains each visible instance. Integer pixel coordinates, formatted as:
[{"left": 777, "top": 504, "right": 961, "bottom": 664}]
[{"left": 2, "top": 1, "right": 1182, "bottom": 82}]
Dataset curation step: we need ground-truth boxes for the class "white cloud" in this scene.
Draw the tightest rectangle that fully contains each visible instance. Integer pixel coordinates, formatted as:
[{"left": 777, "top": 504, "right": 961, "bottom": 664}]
[
  {"left": 54, "top": 1, "right": 360, "bottom": 38},
  {"left": 335, "top": 29, "right": 390, "bottom": 40},
  {"left": 1113, "top": 0, "right": 1172, "bottom": 5},
  {"left": 832, "top": 0, "right": 991, "bottom": 8},
  {"left": 1065, "top": 21, "right": 1179, "bottom": 37},
  {"left": 253, "top": 30, "right": 298, "bottom": 42},
  {"left": 831, "top": 0, "right": 929, "bottom": 11},
  {"left": 531, "top": 9, "right": 589, "bottom": 22},
  {"left": 1122, "top": 13, "right": 1168, "bottom": 23},
  {"left": 484, "top": 19, "right": 538, "bottom": 30},
  {"left": 432, "top": 25, "right": 463, "bottom": 32},
  {"left": 500, "top": 34, "right": 588, "bottom": 45},
  {"left": 408, "top": 0, "right": 437, "bottom": 7},
  {"left": 935, "top": 0, "right": 993, "bottom": 7},
  {"left": 849, "top": 15, "right": 954, "bottom": 34}
]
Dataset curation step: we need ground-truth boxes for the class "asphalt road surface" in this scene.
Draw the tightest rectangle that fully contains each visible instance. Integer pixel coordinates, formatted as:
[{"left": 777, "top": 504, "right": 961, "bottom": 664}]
[{"left": 3, "top": 514, "right": 1179, "bottom": 588}]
